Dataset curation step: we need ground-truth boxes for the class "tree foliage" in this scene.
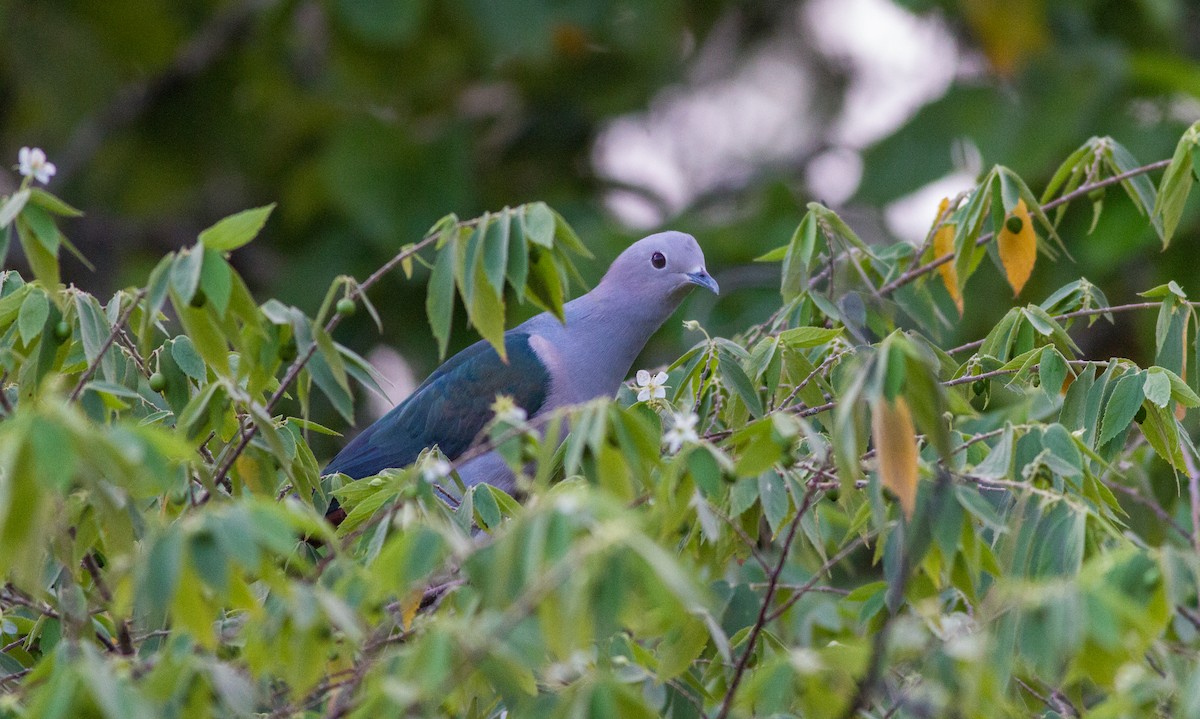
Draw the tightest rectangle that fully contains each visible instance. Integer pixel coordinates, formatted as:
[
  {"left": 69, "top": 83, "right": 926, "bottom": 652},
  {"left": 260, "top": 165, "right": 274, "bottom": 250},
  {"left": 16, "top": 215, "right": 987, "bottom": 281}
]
[{"left": 2, "top": 123, "right": 1200, "bottom": 717}]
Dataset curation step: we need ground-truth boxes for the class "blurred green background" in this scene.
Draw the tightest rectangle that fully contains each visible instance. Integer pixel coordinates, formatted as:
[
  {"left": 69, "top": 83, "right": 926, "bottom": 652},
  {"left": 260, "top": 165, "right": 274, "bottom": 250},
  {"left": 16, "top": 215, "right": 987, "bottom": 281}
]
[{"left": 2, "top": 0, "right": 1199, "bottom": 425}]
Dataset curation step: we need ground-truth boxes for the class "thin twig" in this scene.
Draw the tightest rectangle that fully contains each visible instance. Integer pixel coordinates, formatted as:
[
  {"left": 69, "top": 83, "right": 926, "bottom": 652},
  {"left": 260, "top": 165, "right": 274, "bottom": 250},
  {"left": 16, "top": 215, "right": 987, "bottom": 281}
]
[
  {"left": 766, "top": 533, "right": 869, "bottom": 622},
  {"left": 714, "top": 481, "right": 821, "bottom": 719},
  {"left": 947, "top": 301, "right": 1180, "bottom": 356},
  {"left": 68, "top": 289, "right": 147, "bottom": 401},
  {"left": 114, "top": 328, "right": 151, "bottom": 377},
  {"left": 81, "top": 553, "right": 134, "bottom": 655}
]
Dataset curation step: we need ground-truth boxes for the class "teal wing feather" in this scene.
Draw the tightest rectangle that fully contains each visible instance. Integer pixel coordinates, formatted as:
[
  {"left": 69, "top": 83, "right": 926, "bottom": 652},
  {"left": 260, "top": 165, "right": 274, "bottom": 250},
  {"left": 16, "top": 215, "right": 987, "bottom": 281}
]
[{"left": 324, "top": 332, "right": 549, "bottom": 480}]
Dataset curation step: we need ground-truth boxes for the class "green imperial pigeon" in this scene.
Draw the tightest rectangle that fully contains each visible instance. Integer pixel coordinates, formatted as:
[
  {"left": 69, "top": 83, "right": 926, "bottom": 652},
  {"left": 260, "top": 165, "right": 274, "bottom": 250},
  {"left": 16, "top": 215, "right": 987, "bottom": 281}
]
[{"left": 323, "top": 231, "right": 718, "bottom": 519}]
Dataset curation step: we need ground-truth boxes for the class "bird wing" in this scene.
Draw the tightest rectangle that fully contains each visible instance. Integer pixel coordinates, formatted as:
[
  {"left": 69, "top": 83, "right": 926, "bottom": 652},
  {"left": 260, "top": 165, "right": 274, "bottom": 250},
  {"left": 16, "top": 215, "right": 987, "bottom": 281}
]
[{"left": 323, "top": 332, "right": 550, "bottom": 479}]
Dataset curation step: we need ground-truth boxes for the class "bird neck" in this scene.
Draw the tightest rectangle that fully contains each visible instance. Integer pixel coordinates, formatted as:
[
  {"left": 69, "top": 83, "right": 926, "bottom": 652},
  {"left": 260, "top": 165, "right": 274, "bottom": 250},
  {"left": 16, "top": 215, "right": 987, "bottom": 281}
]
[{"left": 556, "top": 282, "right": 686, "bottom": 396}]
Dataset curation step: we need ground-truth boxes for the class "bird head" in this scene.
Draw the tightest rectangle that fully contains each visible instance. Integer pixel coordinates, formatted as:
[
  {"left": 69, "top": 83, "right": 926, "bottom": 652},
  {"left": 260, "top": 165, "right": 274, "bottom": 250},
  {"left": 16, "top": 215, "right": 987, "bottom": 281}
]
[{"left": 599, "top": 231, "right": 719, "bottom": 301}]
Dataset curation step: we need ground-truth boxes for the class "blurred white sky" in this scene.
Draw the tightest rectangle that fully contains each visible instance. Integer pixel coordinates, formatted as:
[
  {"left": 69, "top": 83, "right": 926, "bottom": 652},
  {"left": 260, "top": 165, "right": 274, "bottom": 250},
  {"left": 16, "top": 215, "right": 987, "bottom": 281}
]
[{"left": 593, "top": 0, "right": 980, "bottom": 242}]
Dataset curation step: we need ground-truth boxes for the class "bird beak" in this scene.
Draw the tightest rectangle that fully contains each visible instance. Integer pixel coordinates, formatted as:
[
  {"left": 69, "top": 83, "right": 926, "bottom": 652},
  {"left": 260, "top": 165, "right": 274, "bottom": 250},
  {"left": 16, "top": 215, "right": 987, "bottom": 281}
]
[{"left": 686, "top": 269, "right": 719, "bottom": 295}]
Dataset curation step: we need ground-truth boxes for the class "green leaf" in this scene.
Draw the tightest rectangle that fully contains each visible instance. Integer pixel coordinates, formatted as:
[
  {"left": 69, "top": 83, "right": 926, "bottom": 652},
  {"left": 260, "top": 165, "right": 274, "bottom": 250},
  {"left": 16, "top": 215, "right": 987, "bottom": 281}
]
[
  {"left": 198, "top": 204, "right": 275, "bottom": 251},
  {"left": 482, "top": 210, "right": 509, "bottom": 294},
  {"left": 1154, "top": 122, "right": 1199, "bottom": 248},
  {"left": 657, "top": 616, "right": 711, "bottom": 681},
  {"left": 27, "top": 188, "right": 83, "bottom": 218},
  {"left": 472, "top": 484, "right": 501, "bottom": 531},
  {"left": 973, "top": 426, "right": 1014, "bottom": 480},
  {"left": 718, "top": 351, "right": 763, "bottom": 417},
  {"left": 465, "top": 261, "right": 506, "bottom": 360},
  {"left": 1162, "top": 367, "right": 1200, "bottom": 407},
  {"left": 17, "top": 289, "right": 48, "bottom": 346},
  {"left": 188, "top": 531, "right": 229, "bottom": 595},
  {"left": 172, "top": 295, "right": 231, "bottom": 376},
  {"left": 0, "top": 189, "right": 29, "bottom": 229},
  {"left": 1107, "top": 139, "right": 1160, "bottom": 229},
  {"left": 1144, "top": 369, "right": 1172, "bottom": 408},
  {"left": 1098, "top": 372, "right": 1145, "bottom": 447},
  {"left": 138, "top": 530, "right": 183, "bottom": 623},
  {"left": 1039, "top": 346, "right": 1067, "bottom": 399},
  {"left": 310, "top": 325, "right": 354, "bottom": 423},
  {"left": 199, "top": 247, "right": 233, "bottom": 318},
  {"left": 523, "top": 202, "right": 555, "bottom": 247},
  {"left": 170, "top": 248, "right": 204, "bottom": 305},
  {"left": 758, "top": 470, "right": 790, "bottom": 535},
  {"left": 1141, "top": 403, "right": 1184, "bottom": 468},
  {"left": 505, "top": 208, "right": 529, "bottom": 302},
  {"left": 553, "top": 211, "right": 591, "bottom": 258},
  {"left": 777, "top": 325, "right": 841, "bottom": 348},
  {"left": 75, "top": 293, "right": 112, "bottom": 372},
  {"left": 755, "top": 244, "right": 788, "bottom": 262},
  {"left": 170, "top": 336, "right": 207, "bottom": 381},
  {"left": 15, "top": 217, "right": 59, "bottom": 287},
  {"left": 781, "top": 213, "right": 817, "bottom": 301},
  {"left": 525, "top": 245, "right": 565, "bottom": 322},
  {"left": 426, "top": 239, "right": 456, "bottom": 359}
]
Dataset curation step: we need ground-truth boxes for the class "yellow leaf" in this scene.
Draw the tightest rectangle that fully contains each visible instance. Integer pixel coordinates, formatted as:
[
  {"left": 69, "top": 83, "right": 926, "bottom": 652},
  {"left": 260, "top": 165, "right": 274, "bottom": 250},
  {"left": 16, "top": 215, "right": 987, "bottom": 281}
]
[
  {"left": 961, "top": 0, "right": 1048, "bottom": 76},
  {"left": 997, "top": 199, "right": 1036, "bottom": 296},
  {"left": 872, "top": 396, "right": 918, "bottom": 519},
  {"left": 399, "top": 590, "right": 423, "bottom": 631},
  {"left": 931, "top": 198, "right": 962, "bottom": 314}
]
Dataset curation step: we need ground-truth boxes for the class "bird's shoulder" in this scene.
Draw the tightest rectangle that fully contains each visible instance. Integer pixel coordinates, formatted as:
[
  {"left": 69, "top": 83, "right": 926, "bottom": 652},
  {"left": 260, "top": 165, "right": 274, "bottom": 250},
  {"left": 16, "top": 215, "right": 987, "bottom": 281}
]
[{"left": 323, "top": 332, "right": 551, "bottom": 478}]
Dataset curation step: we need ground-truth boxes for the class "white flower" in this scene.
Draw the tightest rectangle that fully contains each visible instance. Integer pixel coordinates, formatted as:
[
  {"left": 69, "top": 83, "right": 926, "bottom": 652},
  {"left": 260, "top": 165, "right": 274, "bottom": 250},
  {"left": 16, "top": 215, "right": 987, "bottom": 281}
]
[
  {"left": 421, "top": 457, "right": 452, "bottom": 483},
  {"left": 17, "top": 147, "right": 56, "bottom": 185},
  {"left": 491, "top": 394, "right": 527, "bottom": 424},
  {"left": 663, "top": 410, "right": 700, "bottom": 453},
  {"left": 635, "top": 369, "right": 668, "bottom": 402}
]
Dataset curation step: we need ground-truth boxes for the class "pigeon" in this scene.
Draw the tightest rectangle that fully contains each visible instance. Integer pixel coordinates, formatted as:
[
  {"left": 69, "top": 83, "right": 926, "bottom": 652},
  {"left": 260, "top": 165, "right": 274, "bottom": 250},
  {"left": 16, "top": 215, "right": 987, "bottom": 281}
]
[{"left": 323, "top": 231, "right": 718, "bottom": 520}]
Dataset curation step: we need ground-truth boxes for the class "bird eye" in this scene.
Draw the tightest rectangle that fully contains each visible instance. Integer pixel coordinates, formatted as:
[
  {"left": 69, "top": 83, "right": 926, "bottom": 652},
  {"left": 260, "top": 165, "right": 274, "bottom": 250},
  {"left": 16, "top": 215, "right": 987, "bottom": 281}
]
[{"left": 651, "top": 251, "right": 666, "bottom": 269}]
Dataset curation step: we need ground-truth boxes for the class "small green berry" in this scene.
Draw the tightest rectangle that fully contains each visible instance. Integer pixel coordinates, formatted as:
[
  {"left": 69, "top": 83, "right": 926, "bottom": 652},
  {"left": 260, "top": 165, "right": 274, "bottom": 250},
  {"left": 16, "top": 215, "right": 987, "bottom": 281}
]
[
  {"left": 1004, "top": 215, "right": 1024, "bottom": 234},
  {"left": 53, "top": 320, "right": 71, "bottom": 341},
  {"left": 972, "top": 379, "right": 988, "bottom": 397},
  {"left": 189, "top": 288, "right": 207, "bottom": 308},
  {"left": 336, "top": 298, "right": 356, "bottom": 317},
  {"left": 149, "top": 372, "right": 167, "bottom": 392}
]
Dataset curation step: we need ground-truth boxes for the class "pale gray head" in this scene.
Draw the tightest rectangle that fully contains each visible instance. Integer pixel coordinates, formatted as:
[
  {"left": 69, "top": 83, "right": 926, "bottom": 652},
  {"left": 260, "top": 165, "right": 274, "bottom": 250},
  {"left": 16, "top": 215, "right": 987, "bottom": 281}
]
[{"left": 596, "top": 231, "right": 719, "bottom": 303}]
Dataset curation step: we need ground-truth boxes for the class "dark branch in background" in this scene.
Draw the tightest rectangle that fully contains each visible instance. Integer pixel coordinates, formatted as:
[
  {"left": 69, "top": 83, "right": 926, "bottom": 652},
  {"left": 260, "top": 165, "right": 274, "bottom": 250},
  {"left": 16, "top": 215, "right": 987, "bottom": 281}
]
[
  {"left": 68, "top": 289, "right": 147, "bottom": 402},
  {"left": 714, "top": 480, "right": 821, "bottom": 719},
  {"left": 55, "top": 0, "right": 280, "bottom": 182}
]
